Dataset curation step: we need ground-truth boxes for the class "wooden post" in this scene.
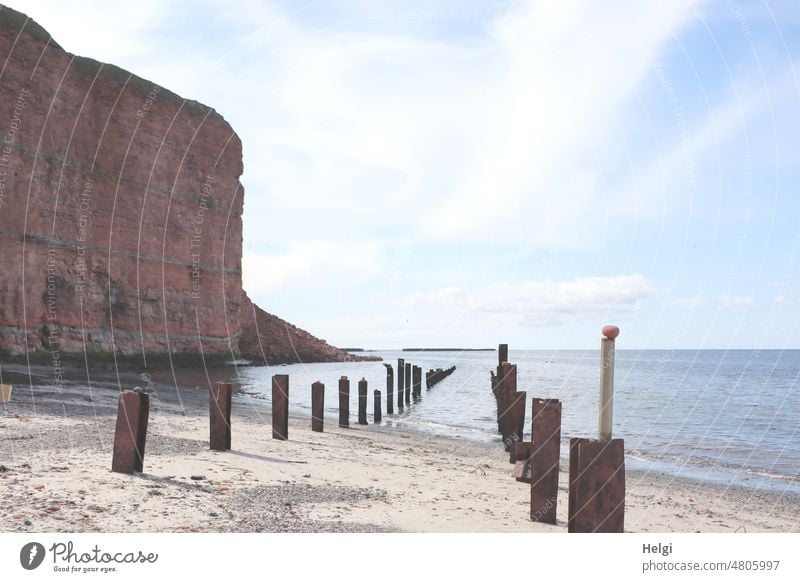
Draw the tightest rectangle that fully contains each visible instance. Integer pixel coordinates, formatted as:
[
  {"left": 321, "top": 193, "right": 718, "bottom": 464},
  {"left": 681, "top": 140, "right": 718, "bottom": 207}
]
[
  {"left": 568, "top": 437, "right": 625, "bottom": 532},
  {"left": 272, "top": 374, "right": 289, "bottom": 440},
  {"left": 358, "top": 377, "right": 369, "bottom": 425},
  {"left": 373, "top": 389, "right": 382, "bottom": 423},
  {"left": 383, "top": 364, "right": 394, "bottom": 414},
  {"left": 311, "top": 381, "right": 324, "bottom": 432},
  {"left": 505, "top": 390, "right": 526, "bottom": 454},
  {"left": 499, "top": 343, "right": 508, "bottom": 365},
  {"left": 530, "top": 398, "right": 562, "bottom": 524},
  {"left": 397, "top": 359, "right": 405, "bottom": 410},
  {"left": 412, "top": 366, "right": 421, "bottom": 400},
  {"left": 404, "top": 362, "right": 412, "bottom": 405},
  {"left": 111, "top": 390, "right": 150, "bottom": 474},
  {"left": 339, "top": 376, "right": 350, "bottom": 427},
  {"left": 497, "top": 362, "right": 516, "bottom": 443},
  {"left": 209, "top": 382, "right": 232, "bottom": 451},
  {"left": 599, "top": 326, "right": 618, "bottom": 440}
]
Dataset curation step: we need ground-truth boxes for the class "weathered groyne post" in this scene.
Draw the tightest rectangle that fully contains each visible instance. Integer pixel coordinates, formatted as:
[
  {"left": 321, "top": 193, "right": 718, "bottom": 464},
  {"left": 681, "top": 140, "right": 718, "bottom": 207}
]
[
  {"left": 493, "top": 344, "right": 508, "bottom": 429},
  {"left": 412, "top": 366, "right": 422, "bottom": 400},
  {"left": 397, "top": 359, "right": 405, "bottom": 411},
  {"left": 404, "top": 362, "right": 412, "bottom": 405},
  {"left": 358, "top": 378, "right": 369, "bottom": 425},
  {"left": 568, "top": 326, "right": 625, "bottom": 533},
  {"left": 111, "top": 390, "right": 150, "bottom": 474},
  {"left": 383, "top": 364, "right": 394, "bottom": 414},
  {"left": 209, "top": 382, "right": 232, "bottom": 451},
  {"left": 530, "top": 398, "right": 562, "bottom": 524},
  {"left": 374, "top": 389, "right": 382, "bottom": 423},
  {"left": 311, "top": 381, "right": 325, "bottom": 432},
  {"left": 505, "top": 390, "right": 526, "bottom": 456},
  {"left": 496, "top": 362, "right": 517, "bottom": 446},
  {"left": 272, "top": 374, "right": 289, "bottom": 440},
  {"left": 339, "top": 376, "right": 350, "bottom": 428}
]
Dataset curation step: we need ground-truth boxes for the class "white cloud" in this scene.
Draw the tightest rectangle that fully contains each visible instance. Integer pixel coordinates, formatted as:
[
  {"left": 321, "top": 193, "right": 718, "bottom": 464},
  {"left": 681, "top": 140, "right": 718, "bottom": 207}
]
[
  {"left": 718, "top": 294, "right": 755, "bottom": 312},
  {"left": 401, "top": 274, "right": 656, "bottom": 323},
  {"left": 671, "top": 295, "right": 708, "bottom": 308},
  {"left": 242, "top": 241, "right": 384, "bottom": 295},
  {"left": 774, "top": 295, "right": 794, "bottom": 306},
  {"left": 421, "top": 0, "right": 705, "bottom": 243}
]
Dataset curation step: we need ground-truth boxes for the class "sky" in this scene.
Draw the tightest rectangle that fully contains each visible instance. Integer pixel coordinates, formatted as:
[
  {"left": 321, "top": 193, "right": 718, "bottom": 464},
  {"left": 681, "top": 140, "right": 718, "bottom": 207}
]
[{"left": 11, "top": 0, "right": 800, "bottom": 349}]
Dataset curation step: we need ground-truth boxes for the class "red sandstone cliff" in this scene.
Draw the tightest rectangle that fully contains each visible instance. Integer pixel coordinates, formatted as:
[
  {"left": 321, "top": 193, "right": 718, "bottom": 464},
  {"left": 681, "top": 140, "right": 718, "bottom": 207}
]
[{"left": 0, "top": 6, "right": 362, "bottom": 366}]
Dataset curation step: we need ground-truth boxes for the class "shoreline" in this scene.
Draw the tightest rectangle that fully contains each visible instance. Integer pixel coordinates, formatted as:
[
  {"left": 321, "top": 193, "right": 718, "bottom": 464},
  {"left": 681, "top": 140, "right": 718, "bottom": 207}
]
[{"left": 1, "top": 369, "right": 799, "bottom": 533}]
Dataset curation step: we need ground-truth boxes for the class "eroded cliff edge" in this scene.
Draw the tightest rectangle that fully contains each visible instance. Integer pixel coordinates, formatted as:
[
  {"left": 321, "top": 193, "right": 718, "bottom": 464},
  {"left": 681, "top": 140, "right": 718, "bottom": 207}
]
[{"left": 0, "top": 6, "right": 362, "bottom": 366}]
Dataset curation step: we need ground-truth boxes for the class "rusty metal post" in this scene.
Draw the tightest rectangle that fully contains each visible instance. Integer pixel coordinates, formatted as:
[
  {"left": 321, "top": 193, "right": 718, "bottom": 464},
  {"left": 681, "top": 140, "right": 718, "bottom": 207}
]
[
  {"left": 505, "top": 389, "right": 526, "bottom": 454},
  {"left": 339, "top": 376, "right": 350, "bottom": 427},
  {"left": 494, "top": 365, "right": 504, "bottom": 432},
  {"left": 383, "top": 364, "right": 394, "bottom": 414},
  {"left": 111, "top": 390, "right": 150, "bottom": 474},
  {"left": 397, "top": 359, "right": 405, "bottom": 410},
  {"left": 404, "top": 362, "right": 412, "bottom": 405},
  {"left": 272, "top": 374, "right": 289, "bottom": 440},
  {"left": 358, "top": 377, "right": 369, "bottom": 425},
  {"left": 497, "top": 362, "right": 516, "bottom": 442},
  {"left": 311, "top": 381, "right": 324, "bottom": 432},
  {"left": 210, "top": 382, "right": 232, "bottom": 451},
  {"left": 373, "top": 389, "right": 382, "bottom": 423},
  {"left": 412, "top": 366, "right": 421, "bottom": 400},
  {"left": 530, "top": 398, "right": 562, "bottom": 524},
  {"left": 499, "top": 343, "right": 508, "bottom": 365},
  {"left": 568, "top": 438, "right": 625, "bottom": 532}
]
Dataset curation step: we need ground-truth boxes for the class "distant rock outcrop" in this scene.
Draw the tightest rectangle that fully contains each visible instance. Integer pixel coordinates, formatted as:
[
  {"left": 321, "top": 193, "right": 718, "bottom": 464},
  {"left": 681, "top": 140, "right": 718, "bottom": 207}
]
[
  {"left": 0, "top": 5, "right": 362, "bottom": 366},
  {"left": 238, "top": 294, "right": 369, "bottom": 364}
]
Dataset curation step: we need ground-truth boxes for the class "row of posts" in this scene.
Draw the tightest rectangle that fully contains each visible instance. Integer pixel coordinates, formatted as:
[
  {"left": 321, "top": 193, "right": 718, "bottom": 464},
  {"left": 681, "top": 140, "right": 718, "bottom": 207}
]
[
  {"left": 111, "top": 359, "right": 457, "bottom": 474},
  {"left": 107, "top": 342, "right": 623, "bottom": 533},
  {"left": 493, "top": 330, "right": 626, "bottom": 533}
]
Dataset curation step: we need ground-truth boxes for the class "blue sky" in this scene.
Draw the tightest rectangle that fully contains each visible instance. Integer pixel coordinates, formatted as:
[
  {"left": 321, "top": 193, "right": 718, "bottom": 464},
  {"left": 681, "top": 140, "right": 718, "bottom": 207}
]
[{"left": 16, "top": 0, "right": 800, "bottom": 349}]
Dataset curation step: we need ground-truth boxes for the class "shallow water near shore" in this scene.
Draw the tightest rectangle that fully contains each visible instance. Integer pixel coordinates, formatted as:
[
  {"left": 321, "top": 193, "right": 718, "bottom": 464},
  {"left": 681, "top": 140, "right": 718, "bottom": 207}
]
[{"left": 234, "top": 349, "right": 800, "bottom": 497}]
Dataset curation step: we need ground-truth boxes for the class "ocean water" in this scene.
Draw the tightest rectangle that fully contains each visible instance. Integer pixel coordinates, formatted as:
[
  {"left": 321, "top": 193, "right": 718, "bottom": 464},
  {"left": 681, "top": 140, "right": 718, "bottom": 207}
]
[{"left": 235, "top": 349, "right": 800, "bottom": 495}]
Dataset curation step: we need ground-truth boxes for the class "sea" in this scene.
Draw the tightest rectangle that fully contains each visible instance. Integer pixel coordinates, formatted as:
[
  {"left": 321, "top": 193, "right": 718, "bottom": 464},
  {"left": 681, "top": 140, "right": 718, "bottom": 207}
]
[{"left": 234, "top": 349, "right": 800, "bottom": 496}]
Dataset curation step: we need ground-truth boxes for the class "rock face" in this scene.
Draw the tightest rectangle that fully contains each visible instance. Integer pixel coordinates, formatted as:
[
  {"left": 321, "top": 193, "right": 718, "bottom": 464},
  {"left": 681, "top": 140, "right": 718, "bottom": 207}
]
[
  {"left": 239, "top": 294, "right": 367, "bottom": 364},
  {"left": 0, "top": 6, "right": 359, "bottom": 366}
]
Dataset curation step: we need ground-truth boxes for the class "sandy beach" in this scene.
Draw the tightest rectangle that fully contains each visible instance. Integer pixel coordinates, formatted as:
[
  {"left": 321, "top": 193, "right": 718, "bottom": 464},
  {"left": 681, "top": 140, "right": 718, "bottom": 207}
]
[{"left": 1, "top": 365, "right": 798, "bottom": 534}]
